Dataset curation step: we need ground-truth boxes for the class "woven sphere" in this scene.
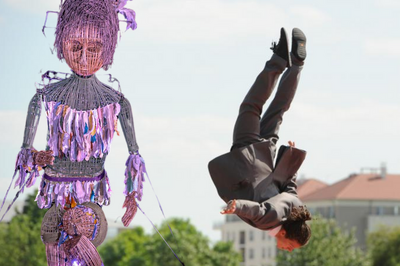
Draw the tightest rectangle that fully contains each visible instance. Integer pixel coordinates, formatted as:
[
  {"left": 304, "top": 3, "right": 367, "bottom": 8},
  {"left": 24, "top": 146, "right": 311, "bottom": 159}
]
[
  {"left": 41, "top": 205, "right": 66, "bottom": 244},
  {"left": 64, "top": 235, "right": 103, "bottom": 266},
  {"left": 62, "top": 202, "right": 108, "bottom": 247},
  {"left": 63, "top": 207, "right": 94, "bottom": 238}
]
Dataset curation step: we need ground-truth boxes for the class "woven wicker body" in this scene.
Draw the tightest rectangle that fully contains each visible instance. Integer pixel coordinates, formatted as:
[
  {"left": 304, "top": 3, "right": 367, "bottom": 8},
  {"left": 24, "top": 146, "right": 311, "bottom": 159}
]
[{"left": 41, "top": 205, "right": 66, "bottom": 244}]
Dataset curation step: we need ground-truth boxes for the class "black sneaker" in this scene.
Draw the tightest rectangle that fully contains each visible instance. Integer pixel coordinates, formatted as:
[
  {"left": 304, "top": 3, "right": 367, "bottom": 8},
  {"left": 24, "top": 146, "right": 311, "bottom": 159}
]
[
  {"left": 291, "top": 28, "right": 307, "bottom": 61},
  {"left": 270, "top": 27, "right": 291, "bottom": 67}
]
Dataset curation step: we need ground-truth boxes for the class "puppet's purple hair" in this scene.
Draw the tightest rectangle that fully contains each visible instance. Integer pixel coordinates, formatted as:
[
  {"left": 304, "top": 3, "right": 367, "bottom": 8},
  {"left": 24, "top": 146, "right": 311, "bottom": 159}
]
[{"left": 55, "top": 0, "right": 119, "bottom": 70}]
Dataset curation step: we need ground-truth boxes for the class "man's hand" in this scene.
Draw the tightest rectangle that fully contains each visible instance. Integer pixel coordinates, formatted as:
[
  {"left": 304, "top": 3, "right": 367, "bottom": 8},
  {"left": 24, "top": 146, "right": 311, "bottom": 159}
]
[
  {"left": 288, "top": 141, "right": 296, "bottom": 149},
  {"left": 33, "top": 150, "right": 54, "bottom": 167},
  {"left": 221, "top": 199, "right": 236, "bottom": 215},
  {"left": 122, "top": 192, "right": 138, "bottom": 227}
]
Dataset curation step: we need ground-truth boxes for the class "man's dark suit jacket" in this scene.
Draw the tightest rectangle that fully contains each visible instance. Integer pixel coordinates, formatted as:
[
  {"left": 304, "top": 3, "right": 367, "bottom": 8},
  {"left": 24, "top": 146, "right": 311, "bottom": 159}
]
[{"left": 208, "top": 140, "right": 306, "bottom": 230}]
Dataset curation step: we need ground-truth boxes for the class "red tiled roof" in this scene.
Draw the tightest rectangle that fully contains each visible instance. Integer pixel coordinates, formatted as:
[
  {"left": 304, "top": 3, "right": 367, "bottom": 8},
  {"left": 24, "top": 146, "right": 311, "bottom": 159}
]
[
  {"left": 297, "top": 179, "right": 328, "bottom": 199},
  {"left": 301, "top": 174, "right": 400, "bottom": 202}
]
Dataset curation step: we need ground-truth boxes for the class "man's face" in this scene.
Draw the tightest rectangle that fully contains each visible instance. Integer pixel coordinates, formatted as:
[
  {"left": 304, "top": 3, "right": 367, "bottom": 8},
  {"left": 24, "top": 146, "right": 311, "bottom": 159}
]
[
  {"left": 275, "top": 228, "right": 302, "bottom": 252},
  {"left": 63, "top": 26, "right": 104, "bottom": 76}
]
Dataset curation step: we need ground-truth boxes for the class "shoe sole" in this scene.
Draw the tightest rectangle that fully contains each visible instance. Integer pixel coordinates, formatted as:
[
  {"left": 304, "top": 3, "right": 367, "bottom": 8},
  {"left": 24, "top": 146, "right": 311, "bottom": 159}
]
[
  {"left": 292, "top": 28, "right": 307, "bottom": 61},
  {"left": 281, "top": 27, "right": 292, "bottom": 67}
]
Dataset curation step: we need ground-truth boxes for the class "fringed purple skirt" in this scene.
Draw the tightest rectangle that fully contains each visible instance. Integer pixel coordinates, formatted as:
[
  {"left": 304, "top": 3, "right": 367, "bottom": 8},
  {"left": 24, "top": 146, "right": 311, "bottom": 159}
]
[{"left": 35, "top": 170, "right": 112, "bottom": 209}]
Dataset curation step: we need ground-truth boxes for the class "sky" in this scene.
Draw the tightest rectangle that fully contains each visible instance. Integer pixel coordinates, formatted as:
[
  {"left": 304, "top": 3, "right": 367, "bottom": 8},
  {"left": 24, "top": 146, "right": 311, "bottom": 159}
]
[{"left": 0, "top": 0, "right": 399, "bottom": 243}]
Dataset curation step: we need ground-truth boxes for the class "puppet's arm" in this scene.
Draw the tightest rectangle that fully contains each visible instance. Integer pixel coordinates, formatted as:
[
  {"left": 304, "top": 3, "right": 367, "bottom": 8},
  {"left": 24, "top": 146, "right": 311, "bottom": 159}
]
[
  {"left": 118, "top": 97, "right": 147, "bottom": 226},
  {"left": 14, "top": 93, "right": 43, "bottom": 190}
]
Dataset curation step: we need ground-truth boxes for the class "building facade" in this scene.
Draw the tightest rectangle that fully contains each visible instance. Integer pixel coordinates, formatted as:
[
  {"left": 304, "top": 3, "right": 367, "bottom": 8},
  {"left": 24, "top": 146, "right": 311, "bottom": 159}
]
[
  {"left": 300, "top": 172, "right": 400, "bottom": 248},
  {"left": 215, "top": 170, "right": 400, "bottom": 264},
  {"left": 215, "top": 214, "right": 277, "bottom": 266}
]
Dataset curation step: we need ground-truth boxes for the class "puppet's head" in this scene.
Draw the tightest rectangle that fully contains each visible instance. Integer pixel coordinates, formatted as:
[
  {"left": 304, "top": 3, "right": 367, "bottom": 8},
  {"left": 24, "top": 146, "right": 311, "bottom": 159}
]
[{"left": 54, "top": 0, "right": 127, "bottom": 76}]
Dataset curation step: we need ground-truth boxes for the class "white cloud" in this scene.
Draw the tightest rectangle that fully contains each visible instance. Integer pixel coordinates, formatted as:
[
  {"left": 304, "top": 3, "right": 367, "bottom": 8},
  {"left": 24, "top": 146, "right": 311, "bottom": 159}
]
[
  {"left": 365, "top": 39, "right": 400, "bottom": 57},
  {"left": 284, "top": 100, "right": 400, "bottom": 140},
  {"left": 131, "top": 1, "right": 331, "bottom": 43},
  {"left": 133, "top": 0, "right": 286, "bottom": 43},
  {"left": 289, "top": 6, "right": 331, "bottom": 26},
  {"left": 4, "top": 0, "right": 59, "bottom": 14},
  {"left": 374, "top": 0, "right": 400, "bottom": 8}
]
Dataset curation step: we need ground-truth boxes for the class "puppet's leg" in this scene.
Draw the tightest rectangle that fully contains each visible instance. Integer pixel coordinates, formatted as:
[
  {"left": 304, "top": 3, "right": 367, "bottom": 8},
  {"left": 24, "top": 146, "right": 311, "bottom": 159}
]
[
  {"left": 46, "top": 243, "right": 68, "bottom": 266},
  {"left": 259, "top": 29, "right": 306, "bottom": 150},
  {"left": 232, "top": 54, "right": 287, "bottom": 149}
]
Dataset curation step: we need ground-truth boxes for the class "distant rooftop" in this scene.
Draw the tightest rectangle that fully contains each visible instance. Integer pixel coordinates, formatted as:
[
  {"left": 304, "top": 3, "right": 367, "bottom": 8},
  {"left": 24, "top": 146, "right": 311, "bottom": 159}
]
[{"left": 299, "top": 173, "right": 400, "bottom": 202}]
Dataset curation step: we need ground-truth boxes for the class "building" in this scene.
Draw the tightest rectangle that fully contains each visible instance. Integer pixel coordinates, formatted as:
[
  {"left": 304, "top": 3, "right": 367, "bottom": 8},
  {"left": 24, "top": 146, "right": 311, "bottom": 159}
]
[
  {"left": 299, "top": 170, "right": 400, "bottom": 249},
  {"left": 216, "top": 168, "right": 400, "bottom": 264},
  {"left": 215, "top": 214, "right": 278, "bottom": 266}
]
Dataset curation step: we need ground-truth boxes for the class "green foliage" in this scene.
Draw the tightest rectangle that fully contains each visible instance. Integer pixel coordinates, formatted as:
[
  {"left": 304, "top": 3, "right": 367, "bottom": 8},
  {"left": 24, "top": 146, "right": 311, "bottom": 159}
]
[
  {"left": 0, "top": 190, "right": 47, "bottom": 266},
  {"left": 276, "top": 217, "right": 370, "bottom": 266},
  {"left": 210, "top": 241, "right": 242, "bottom": 266},
  {"left": 0, "top": 190, "right": 241, "bottom": 266},
  {"left": 99, "top": 226, "right": 152, "bottom": 266},
  {"left": 368, "top": 225, "right": 400, "bottom": 266},
  {"left": 100, "top": 218, "right": 241, "bottom": 266}
]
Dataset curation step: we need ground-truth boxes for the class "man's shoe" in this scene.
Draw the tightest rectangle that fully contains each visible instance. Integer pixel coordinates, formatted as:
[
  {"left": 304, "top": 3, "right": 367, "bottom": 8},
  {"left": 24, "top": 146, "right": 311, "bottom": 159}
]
[
  {"left": 291, "top": 28, "right": 307, "bottom": 61},
  {"left": 270, "top": 27, "right": 291, "bottom": 67}
]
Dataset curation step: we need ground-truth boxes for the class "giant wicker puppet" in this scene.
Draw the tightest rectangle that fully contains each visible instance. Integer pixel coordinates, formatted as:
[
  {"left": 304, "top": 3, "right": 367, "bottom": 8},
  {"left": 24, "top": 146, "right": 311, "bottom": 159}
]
[{"left": 0, "top": 0, "right": 145, "bottom": 265}]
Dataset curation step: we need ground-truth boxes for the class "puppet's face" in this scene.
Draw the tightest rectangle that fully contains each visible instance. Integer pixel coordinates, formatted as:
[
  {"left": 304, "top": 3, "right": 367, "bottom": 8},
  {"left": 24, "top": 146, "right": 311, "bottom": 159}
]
[{"left": 63, "top": 26, "right": 104, "bottom": 76}]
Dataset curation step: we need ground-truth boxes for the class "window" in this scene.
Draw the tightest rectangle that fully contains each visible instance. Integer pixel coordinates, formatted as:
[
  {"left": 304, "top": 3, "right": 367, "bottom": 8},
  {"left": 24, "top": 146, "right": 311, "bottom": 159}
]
[
  {"left": 262, "top": 231, "right": 266, "bottom": 240},
  {"left": 268, "top": 247, "right": 272, "bottom": 258},
  {"left": 249, "top": 230, "right": 254, "bottom": 241},
  {"left": 328, "top": 206, "right": 335, "bottom": 218},
  {"left": 240, "top": 231, "right": 246, "bottom": 245},
  {"left": 249, "top": 248, "right": 254, "bottom": 259},
  {"left": 262, "top": 247, "right": 266, "bottom": 258}
]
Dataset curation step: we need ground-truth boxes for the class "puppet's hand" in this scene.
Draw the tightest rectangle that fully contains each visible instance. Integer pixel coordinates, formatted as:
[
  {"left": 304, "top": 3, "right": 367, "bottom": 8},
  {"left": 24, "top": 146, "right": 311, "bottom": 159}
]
[
  {"left": 221, "top": 199, "right": 236, "bottom": 215},
  {"left": 33, "top": 150, "right": 54, "bottom": 167},
  {"left": 288, "top": 141, "right": 296, "bottom": 149},
  {"left": 122, "top": 192, "right": 138, "bottom": 227}
]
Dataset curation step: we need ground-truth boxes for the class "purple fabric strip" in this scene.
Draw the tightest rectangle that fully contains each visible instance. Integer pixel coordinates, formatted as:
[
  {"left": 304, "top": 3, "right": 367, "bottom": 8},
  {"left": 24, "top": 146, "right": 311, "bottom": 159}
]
[{"left": 43, "top": 171, "right": 105, "bottom": 182}]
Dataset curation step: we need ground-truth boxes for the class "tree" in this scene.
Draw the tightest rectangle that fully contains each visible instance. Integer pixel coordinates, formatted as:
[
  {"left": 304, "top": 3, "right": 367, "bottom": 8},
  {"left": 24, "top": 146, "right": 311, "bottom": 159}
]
[
  {"left": 100, "top": 218, "right": 241, "bottom": 266},
  {"left": 276, "top": 217, "right": 370, "bottom": 266},
  {"left": 368, "top": 225, "right": 400, "bottom": 266},
  {"left": 209, "top": 241, "right": 242, "bottom": 266},
  {"left": 99, "top": 226, "right": 152, "bottom": 266},
  {"left": 0, "top": 190, "right": 47, "bottom": 266}
]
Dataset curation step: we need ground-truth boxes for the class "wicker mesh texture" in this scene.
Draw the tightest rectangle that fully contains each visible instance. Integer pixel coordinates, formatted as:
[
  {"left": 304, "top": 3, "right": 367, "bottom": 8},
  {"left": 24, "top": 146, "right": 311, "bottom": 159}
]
[
  {"left": 64, "top": 235, "right": 103, "bottom": 266},
  {"left": 41, "top": 205, "right": 66, "bottom": 244},
  {"left": 46, "top": 243, "right": 68, "bottom": 266}
]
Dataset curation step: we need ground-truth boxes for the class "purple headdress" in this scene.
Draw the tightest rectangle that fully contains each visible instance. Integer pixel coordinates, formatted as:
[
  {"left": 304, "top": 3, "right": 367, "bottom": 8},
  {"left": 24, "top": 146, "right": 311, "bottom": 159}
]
[{"left": 53, "top": 0, "right": 137, "bottom": 70}]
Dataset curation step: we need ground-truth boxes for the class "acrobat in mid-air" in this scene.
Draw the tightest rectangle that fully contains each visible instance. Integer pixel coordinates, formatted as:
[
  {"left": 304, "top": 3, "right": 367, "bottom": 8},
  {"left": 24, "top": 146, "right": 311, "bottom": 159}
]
[
  {"left": 1, "top": 0, "right": 147, "bottom": 265},
  {"left": 209, "top": 27, "right": 311, "bottom": 252}
]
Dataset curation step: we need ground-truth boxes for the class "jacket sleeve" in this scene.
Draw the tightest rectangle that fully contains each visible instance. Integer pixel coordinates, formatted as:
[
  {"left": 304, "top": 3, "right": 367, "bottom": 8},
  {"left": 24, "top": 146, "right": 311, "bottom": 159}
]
[
  {"left": 274, "top": 145, "right": 306, "bottom": 195},
  {"left": 234, "top": 199, "right": 277, "bottom": 223}
]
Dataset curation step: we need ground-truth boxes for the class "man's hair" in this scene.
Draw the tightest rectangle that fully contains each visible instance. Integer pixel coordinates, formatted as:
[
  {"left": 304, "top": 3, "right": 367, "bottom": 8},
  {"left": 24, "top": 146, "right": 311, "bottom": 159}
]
[
  {"left": 55, "top": 0, "right": 119, "bottom": 70},
  {"left": 282, "top": 206, "right": 312, "bottom": 246}
]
